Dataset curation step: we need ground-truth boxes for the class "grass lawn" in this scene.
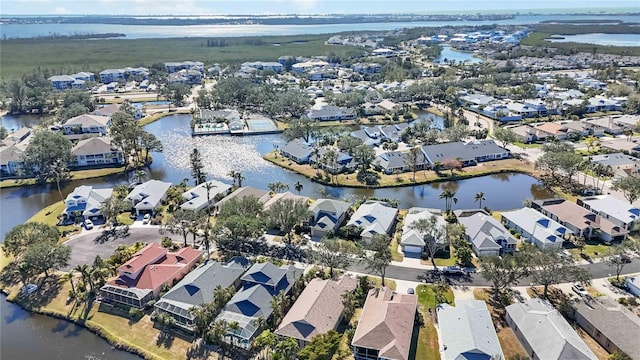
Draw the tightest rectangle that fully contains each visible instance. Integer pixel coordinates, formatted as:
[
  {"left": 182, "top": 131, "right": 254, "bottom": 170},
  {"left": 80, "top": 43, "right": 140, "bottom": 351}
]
[
  {"left": 513, "top": 142, "right": 542, "bottom": 149},
  {"left": 0, "top": 167, "right": 125, "bottom": 189},
  {"left": 139, "top": 109, "right": 192, "bottom": 126},
  {"left": 117, "top": 213, "right": 135, "bottom": 226},
  {"left": 27, "top": 200, "right": 79, "bottom": 237},
  {"left": 567, "top": 238, "right": 611, "bottom": 260},
  {"left": 367, "top": 276, "right": 396, "bottom": 291},
  {"left": 414, "top": 284, "right": 455, "bottom": 360},
  {"left": 473, "top": 289, "right": 527, "bottom": 360}
]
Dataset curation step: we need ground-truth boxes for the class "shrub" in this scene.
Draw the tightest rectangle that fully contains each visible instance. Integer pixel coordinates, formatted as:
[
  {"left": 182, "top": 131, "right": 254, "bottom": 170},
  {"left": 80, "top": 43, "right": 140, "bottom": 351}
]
[{"left": 128, "top": 307, "right": 143, "bottom": 320}]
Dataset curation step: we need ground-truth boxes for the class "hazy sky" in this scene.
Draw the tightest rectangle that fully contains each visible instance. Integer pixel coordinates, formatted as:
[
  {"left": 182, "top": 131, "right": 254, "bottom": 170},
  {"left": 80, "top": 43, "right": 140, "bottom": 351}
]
[{"left": 2, "top": 0, "right": 638, "bottom": 15}]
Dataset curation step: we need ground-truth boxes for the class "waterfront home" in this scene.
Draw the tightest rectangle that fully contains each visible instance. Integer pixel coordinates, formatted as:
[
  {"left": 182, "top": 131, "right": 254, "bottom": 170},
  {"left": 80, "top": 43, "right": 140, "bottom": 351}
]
[
  {"left": 280, "top": 139, "right": 312, "bottom": 164},
  {"left": 572, "top": 297, "right": 640, "bottom": 360},
  {"left": 48, "top": 75, "right": 76, "bottom": 90},
  {"left": 600, "top": 137, "right": 640, "bottom": 156},
  {"left": 263, "top": 191, "right": 309, "bottom": 212},
  {"left": 577, "top": 195, "right": 639, "bottom": 231},
  {"left": 216, "top": 262, "right": 303, "bottom": 349},
  {"left": 307, "top": 105, "right": 357, "bottom": 121},
  {"left": 379, "top": 123, "right": 409, "bottom": 142},
  {"left": 63, "top": 185, "right": 113, "bottom": 221},
  {"left": 455, "top": 209, "right": 517, "bottom": 256},
  {"left": 625, "top": 276, "right": 640, "bottom": 297},
  {"left": 308, "top": 199, "right": 352, "bottom": 239},
  {"left": 63, "top": 114, "right": 110, "bottom": 136},
  {"left": 275, "top": 276, "right": 357, "bottom": 347},
  {"left": 164, "top": 61, "right": 204, "bottom": 73},
  {"left": 196, "top": 109, "right": 241, "bottom": 123},
  {"left": 437, "top": 299, "right": 504, "bottom": 360},
  {"left": 0, "top": 145, "right": 26, "bottom": 176},
  {"left": 153, "top": 259, "right": 247, "bottom": 332},
  {"left": 532, "top": 198, "right": 628, "bottom": 242},
  {"left": 100, "top": 243, "right": 202, "bottom": 308},
  {"left": 213, "top": 186, "right": 270, "bottom": 214},
  {"left": 505, "top": 298, "right": 597, "bottom": 360},
  {"left": 71, "top": 137, "right": 125, "bottom": 167},
  {"left": 180, "top": 180, "right": 232, "bottom": 212},
  {"left": 420, "top": 140, "right": 509, "bottom": 168},
  {"left": 375, "top": 149, "right": 428, "bottom": 175},
  {"left": 125, "top": 180, "right": 172, "bottom": 216},
  {"left": 2, "top": 127, "right": 31, "bottom": 146},
  {"left": 351, "top": 287, "right": 417, "bottom": 360},
  {"left": 346, "top": 201, "right": 398, "bottom": 242},
  {"left": 501, "top": 207, "right": 571, "bottom": 250},
  {"left": 309, "top": 146, "right": 356, "bottom": 174},
  {"left": 590, "top": 153, "right": 640, "bottom": 177},
  {"left": 584, "top": 116, "right": 629, "bottom": 135},
  {"left": 350, "top": 128, "right": 382, "bottom": 147},
  {"left": 400, "top": 208, "right": 447, "bottom": 257}
]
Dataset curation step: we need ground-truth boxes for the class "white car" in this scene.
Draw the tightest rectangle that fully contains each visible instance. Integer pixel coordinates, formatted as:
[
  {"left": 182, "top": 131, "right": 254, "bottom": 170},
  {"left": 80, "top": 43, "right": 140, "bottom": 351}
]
[
  {"left": 20, "top": 284, "right": 38, "bottom": 295},
  {"left": 84, "top": 219, "right": 94, "bottom": 230},
  {"left": 572, "top": 284, "right": 588, "bottom": 297},
  {"left": 143, "top": 213, "right": 151, "bottom": 224}
]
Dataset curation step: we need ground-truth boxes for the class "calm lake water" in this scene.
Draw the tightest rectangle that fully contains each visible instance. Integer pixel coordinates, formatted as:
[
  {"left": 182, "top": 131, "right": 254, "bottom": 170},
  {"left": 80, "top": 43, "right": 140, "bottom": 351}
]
[
  {"left": 0, "top": 113, "right": 554, "bottom": 359},
  {"left": 436, "top": 45, "right": 482, "bottom": 64},
  {"left": 1, "top": 15, "right": 639, "bottom": 39},
  {"left": 547, "top": 33, "right": 640, "bottom": 47}
]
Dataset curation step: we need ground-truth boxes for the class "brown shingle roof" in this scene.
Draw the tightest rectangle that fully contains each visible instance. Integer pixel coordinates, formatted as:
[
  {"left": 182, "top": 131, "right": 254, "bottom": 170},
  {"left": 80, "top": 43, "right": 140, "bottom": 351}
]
[
  {"left": 71, "top": 136, "right": 117, "bottom": 156},
  {"left": 275, "top": 276, "right": 357, "bottom": 342},
  {"left": 541, "top": 200, "right": 627, "bottom": 236},
  {"left": 351, "top": 287, "right": 417, "bottom": 360}
]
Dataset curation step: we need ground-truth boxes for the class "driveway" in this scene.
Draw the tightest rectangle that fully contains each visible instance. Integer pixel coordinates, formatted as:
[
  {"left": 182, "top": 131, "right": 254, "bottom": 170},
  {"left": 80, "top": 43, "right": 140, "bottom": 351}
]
[{"left": 63, "top": 226, "right": 182, "bottom": 271}]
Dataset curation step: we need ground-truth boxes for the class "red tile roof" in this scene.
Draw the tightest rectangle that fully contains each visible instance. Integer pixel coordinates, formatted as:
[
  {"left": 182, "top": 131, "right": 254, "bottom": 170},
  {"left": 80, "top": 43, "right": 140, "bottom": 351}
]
[{"left": 118, "top": 243, "right": 166, "bottom": 274}]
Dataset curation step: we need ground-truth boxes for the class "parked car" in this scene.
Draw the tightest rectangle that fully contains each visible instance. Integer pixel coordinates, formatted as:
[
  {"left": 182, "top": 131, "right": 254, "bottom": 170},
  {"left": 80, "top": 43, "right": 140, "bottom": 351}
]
[
  {"left": 572, "top": 284, "right": 588, "bottom": 297},
  {"left": 143, "top": 213, "right": 151, "bottom": 224},
  {"left": 442, "top": 266, "right": 464, "bottom": 275},
  {"left": 84, "top": 219, "right": 94, "bottom": 230},
  {"left": 407, "top": 288, "right": 415, "bottom": 294},
  {"left": 20, "top": 283, "right": 38, "bottom": 295}
]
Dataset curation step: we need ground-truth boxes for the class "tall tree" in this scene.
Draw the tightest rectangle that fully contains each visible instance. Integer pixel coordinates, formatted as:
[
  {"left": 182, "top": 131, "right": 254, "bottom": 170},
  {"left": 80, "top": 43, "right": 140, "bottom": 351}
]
[
  {"left": 480, "top": 252, "right": 531, "bottom": 301},
  {"left": 283, "top": 117, "right": 319, "bottom": 143},
  {"left": 474, "top": 192, "right": 486, "bottom": 209},
  {"left": 492, "top": 126, "right": 518, "bottom": 148},
  {"left": 527, "top": 246, "right": 591, "bottom": 299},
  {"left": 313, "top": 239, "right": 352, "bottom": 278},
  {"left": 265, "top": 199, "right": 309, "bottom": 243},
  {"left": 439, "top": 189, "right": 458, "bottom": 213},
  {"left": 409, "top": 215, "right": 447, "bottom": 270},
  {"left": 364, "top": 234, "right": 392, "bottom": 286},
  {"left": 139, "top": 132, "right": 163, "bottom": 165},
  {"left": 2, "top": 222, "right": 60, "bottom": 257},
  {"left": 405, "top": 146, "right": 422, "bottom": 182},
  {"left": 611, "top": 176, "right": 640, "bottom": 204},
  {"left": 293, "top": 181, "right": 304, "bottom": 195},
  {"left": 19, "top": 242, "right": 71, "bottom": 280},
  {"left": 161, "top": 209, "right": 198, "bottom": 247},
  {"left": 606, "top": 243, "right": 633, "bottom": 281},
  {"left": 22, "top": 130, "right": 74, "bottom": 184},
  {"left": 100, "top": 196, "right": 129, "bottom": 228},
  {"left": 190, "top": 148, "right": 206, "bottom": 185}
]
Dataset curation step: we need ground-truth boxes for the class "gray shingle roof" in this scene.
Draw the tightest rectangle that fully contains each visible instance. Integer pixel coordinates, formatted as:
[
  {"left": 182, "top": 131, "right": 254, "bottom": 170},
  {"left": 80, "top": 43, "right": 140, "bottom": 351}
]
[
  {"left": 347, "top": 201, "right": 398, "bottom": 238},
  {"left": 456, "top": 210, "right": 516, "bottom": 252},
  {"left": 421, "top": 140, "right": 508, "bottom": 164}
]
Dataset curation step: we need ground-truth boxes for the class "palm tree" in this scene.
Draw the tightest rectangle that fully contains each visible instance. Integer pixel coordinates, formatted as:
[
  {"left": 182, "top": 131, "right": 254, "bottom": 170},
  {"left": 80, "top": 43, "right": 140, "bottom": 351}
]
[
  {"left": 133, "top": 169, "right": 146, "bottom": 183},
  {"left": 474, "top": 192, "right": 486, "bottom": 209},
  {"left": 293, "top": 181, "right": 303, "bottom": 195},
  {"left": 227, "top": 170, "right": 238, "bottom": 187},
  {"left": 74, "top": 264, "right": 93, "bottom": 293},
  {"left": 439, "top": 189, "right": 458, "bottom": 213},
  {"left": 234, "top": 172, "right": 245, "bottom": 188},
  {"left": 62, "top": 270, "right": 76, "bottom": 298}
]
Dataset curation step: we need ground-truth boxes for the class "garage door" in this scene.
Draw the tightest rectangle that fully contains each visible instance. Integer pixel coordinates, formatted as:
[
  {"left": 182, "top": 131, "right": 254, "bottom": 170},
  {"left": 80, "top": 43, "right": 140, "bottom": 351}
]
[{"left": 404, "top": 246, "right": 422, "bottom": 256}]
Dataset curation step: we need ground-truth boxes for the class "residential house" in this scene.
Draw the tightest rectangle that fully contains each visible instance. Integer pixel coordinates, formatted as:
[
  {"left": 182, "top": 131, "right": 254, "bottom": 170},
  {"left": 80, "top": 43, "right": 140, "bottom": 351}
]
[
  {"left": 625, "top": 276, "right": 640, "bottom": 297},
  {"left": 100, "top": 243, "right": 202, "bottom": 308},
  {"left": 534, "top": 122, "right": 577, "bottom": 140},
  {"left": 63, "top": 185, "right": 113, "bottom": 221},
  {"left": 154, "top": 259, "right": 247, "bottom": 332},
  {"left": 577, "top": 195, "right": 639, "bottom": 231},
  {"left": 352, "top": 63, "right": 382, "bottom": 74},
  {"left": 309, "top": 147, "right": 356, "bottom": 174},
  {"left": 600, "top": 137, "right": 640, "bottom": 156},
  {"left": 455, "top": 209, "right": 517, "bottom": 256},
  {"left": 346, "top": 201, "right": 398, "bottom": 242},
  {"left": 501, "top": 207, "right": 571, "bottom": 250},
  {"left": 375, "top": 150, "right": 428, "bottom": 175},
  {"left": 99, "top": 69, "right": 126, "bottom": 83},
  {"left": 0, "top": 145, "right": 26, "bottom": 176},
  {"left": 71, "top": 72, "right": 95, "bottom": 82},
  {"left": 590, "top": 153, "right": 640, "bottom": 177},
  {"left": 420, "top": 140, "right": 509, "bottom": 168},
  {"left": 509, "top": 125, "right": 538, "bottom": 143},
  {"left": 275, "top": 276, "right": 357, "bottom": 347},
  {"left": 180, "top": 180, "right": 232, "bottom": 212},
  {"left": 164, "top": 61, "right": 204, "bottom": 73},
  {"left": 586, "top": 97, "right": 622, "bottom": 113},
  {"left": 48, "top": 75, "right": 76, "bottom": 90},
  {"left": 505, "top": 298, "right": 597, "bottom": 360},
  {"left": 241, "top": 61, "right": 283, "bottom": 73},
  {"left": 263, "top": 191, "right": 309, "bottom": 211},
  {"left": 400, "top": 208, "right": 446, "bottom": 257},
  {"left": 307, "top": 105, "right": 357, "bottom": 121},
  {"left": 93, "top": 103, "right": 141, "bottom": 119},
  {"left": 213, "top": 186, "right": 270, "bottom": 214},
  {"left": 351, "top": 287, "right": 417, "bottom": 360},
  {"left": 532, "top": 198, "right": 628, "bottom": 242},
  {"left": 460, "top": 94, "right": 496, "bottom": 107},
  {"left": 585, "top": 117, "right": 630, "bottom": 135},
  {"left": 350, "top": 127, "right": 382, "bottom": 147},
  {"left": 573, "top": 297, "right": 640, "bottom": 360},
  {"left": 280, "top": 139, "right": 312, "bottom": 164},
  {"left": 71, "top": 137, "right": 124, "bottom": 167},
  {"left": 291, "top": 60, "right": 330, "bottom": 73},
  {"left": 125, "top": 180, "right": 172, "bottom": 215},
  {"left": 2, "top": 127, "right": 31, "bottom": 146},
  {"left": 309, "top": 199, "right": 352, "bottom": 238},
  {"left": 559, "top": 120, "right": 602, "bottom": 137},
  {"left": 437, "top": 299, "right": 504, "bottom": 360},
  {"left": 63, "top": 114, "right": 111, "bottom": 136},
  {"left": 378, "top": 123, "right": 408, "bottom": 142},
  {"left": 216, "top": 262, "right": 303, "bottom": 349}
]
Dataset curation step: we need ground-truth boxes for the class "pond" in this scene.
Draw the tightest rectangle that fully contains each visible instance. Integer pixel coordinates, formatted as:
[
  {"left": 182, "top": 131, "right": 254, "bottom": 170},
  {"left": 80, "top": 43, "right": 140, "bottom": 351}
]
[
  {"left": 546, "top": 33, "right": 640, "bottom": 47},
  {"left": 435, "top": 45, "right": 483, "bottom": 64}
]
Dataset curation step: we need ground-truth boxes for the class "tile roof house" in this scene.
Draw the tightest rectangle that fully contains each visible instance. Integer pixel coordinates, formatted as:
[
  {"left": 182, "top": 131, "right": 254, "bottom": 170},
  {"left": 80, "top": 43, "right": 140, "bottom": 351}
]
[
  {"left": 600, "top": 137, "right": 640, "bottom": 156},
  {"left": 279, "top": 139, "right": 312, "bottom": 164},
  {"left": 347, "top": 201, "right": 398, "bottom": 242},
  {"left": 63, "top": 114, "right": 111, "bottom": 136},
  {"left": 577, "top": 195, "right": 640, "bottom": 231},
  {"left": 180, "top": 180, "right": 232, "bottom": 212},
  {"left": 501, "top": 207, "right": 572, "bottom": 250},
  {"left": 455, "top": 209, "right": 517, "bottom": 257},
  {"left": 532, "top": 198, "right": 628, "bottom": 243},
  {"left": 63, "top": 185, "right": 113, "bottom": 220},
  {"left": 71, "top": 136, "right": 124, "bottom": 167},
  {"left": 573, "top": 297, "right": 640, "bottom": 360},
  {"left": 420, "top": 140, "right": 509, "bottom": 167},
  {"left": 275, "top": 276, "right": 357, "bottom": 346},
  {"left": 400, "top": 208, "right": 447, "bottom": 257},
  {"left": 154, "top": 259, "right": 247, "bottom": 332},
  {"left": 216, "top": 262, "right": 303, "bottom": 349},
  {"left": 309, "top": 199, "right": 352, "bottom": 239},
  {"left": 100, "top": 243, "right": 202, "bottom": 308},
  {"left": 352, "top": 287, "right": 417, "bottom": 360},
  {"left": 125, "top": 180, "right": 172, "bottom": 215},
  {"left": 506, "top": 298, "right": 597, "bottom": 360},
  {"left": 437, "top": 299, "right": 504, "bottom": 360},
  {"left": 213, "top": 186, "right": 270, "bottom": 214}
]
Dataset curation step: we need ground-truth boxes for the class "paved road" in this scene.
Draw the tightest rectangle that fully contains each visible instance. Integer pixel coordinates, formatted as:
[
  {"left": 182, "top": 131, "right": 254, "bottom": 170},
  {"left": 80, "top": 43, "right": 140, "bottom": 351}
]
[{"left": 63, "top": 226, "right": 182, "bottom": 271}]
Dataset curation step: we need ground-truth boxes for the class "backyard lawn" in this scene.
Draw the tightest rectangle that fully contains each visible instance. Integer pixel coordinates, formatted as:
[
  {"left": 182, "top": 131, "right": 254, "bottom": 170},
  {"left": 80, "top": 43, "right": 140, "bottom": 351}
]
[{"left": 413, "top": 284, "right": 455, "bottom": 360}]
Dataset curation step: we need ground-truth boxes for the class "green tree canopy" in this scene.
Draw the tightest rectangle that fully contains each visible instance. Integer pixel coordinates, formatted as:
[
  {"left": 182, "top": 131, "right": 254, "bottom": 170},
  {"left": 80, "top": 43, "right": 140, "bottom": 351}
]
[
  {"left": 22, "top": 130, "right": 74, "bottom": 184},
  {"left": 3, "top": 222, "right": 60, "bottom": 257}
]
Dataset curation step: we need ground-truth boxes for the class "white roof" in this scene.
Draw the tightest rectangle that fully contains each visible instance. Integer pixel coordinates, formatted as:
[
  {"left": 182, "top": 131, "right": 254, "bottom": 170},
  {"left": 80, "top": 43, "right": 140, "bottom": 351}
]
[
  {"left": 501, "top": 207, "right": 571, "bottom": 246},
  {"left": 347, "top": 201, "right": 398, "bottom": 238},
  {"left": 580, "top": 195, "right": 639, "bottom": 225},
  {"left": 401, "top": 207, "right": 446, "bottom": 247},
  {"left": 180, "top": 180, "right": 232, "bottom": 211},
  {"left": 126, "top": 180, "right": 171, "bottom": 210}
]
